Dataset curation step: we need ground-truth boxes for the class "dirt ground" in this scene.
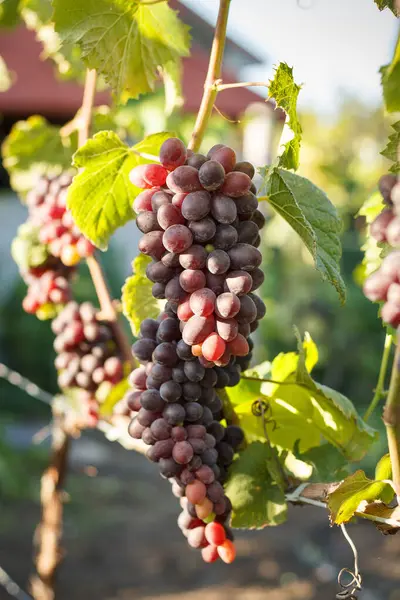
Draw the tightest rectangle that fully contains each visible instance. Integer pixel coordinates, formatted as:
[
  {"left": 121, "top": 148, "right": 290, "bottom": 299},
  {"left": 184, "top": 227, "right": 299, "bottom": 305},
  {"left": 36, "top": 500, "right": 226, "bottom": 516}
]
[{"left": 1, "top": 428, "right": 400, "bottom": 600}]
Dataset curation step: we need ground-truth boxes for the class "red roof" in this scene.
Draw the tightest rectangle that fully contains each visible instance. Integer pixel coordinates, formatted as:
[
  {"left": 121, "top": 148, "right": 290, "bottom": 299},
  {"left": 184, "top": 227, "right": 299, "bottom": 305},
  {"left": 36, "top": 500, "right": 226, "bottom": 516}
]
[{"left": 0, "top": 26, "right": 265, "bottom": 118}]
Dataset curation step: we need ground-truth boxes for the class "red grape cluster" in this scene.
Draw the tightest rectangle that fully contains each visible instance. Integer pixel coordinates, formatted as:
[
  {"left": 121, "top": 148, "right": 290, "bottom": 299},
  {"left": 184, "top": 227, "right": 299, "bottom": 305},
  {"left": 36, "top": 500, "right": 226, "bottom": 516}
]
[
  {"left": 21, "top": 261, "right": 73, "bottom": 316},
  {"left": 129, "top": 138, "right": 265, "bottom": 367},
  {"left": 52, "top": 302, "right": 124, "bottom": 427},
  {"left": 27, "top": 173, "right": 95, "bottom": 266},
  {"left": 363, "top": 175, "right": 400, "bottom": 327},
  {"left": 126, "top": 314, "right": 244, "bottom": 563}
]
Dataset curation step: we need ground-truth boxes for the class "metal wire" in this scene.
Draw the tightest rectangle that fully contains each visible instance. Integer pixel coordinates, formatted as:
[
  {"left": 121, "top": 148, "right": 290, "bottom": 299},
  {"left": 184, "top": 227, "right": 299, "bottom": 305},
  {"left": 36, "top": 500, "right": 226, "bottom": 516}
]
[
  {"left": 0, "top": 566, "right": 33, "bottom": 600},
  {"left": 0, "top": 363, "right": 53, "bottom": 406}
]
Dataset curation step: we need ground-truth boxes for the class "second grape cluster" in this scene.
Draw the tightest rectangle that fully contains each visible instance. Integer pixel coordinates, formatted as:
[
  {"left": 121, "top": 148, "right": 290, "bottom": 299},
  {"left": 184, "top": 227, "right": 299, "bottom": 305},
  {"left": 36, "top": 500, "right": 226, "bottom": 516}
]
[{"left": 130, "top": 138, "right": 266, "bottom": 368}]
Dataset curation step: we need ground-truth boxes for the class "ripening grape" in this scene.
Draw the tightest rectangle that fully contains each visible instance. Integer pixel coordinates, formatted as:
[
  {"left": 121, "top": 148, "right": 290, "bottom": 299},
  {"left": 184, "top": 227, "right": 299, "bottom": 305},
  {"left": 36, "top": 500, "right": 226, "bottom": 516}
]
[{"left": 159, "top": 138, "right": 187, "bottom": 170}]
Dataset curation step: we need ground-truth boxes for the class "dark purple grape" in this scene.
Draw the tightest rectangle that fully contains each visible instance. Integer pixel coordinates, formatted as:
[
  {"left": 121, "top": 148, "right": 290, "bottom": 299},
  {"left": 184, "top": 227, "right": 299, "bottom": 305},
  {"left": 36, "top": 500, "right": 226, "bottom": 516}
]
[
  {"left": 148, "top": 439, "right": 175, "bottom": 461},
  {"left": 248, "top": 292, "right": 266, "bottom": 320},
  {"left": 207, "top": 249, "right": 230, "bottom": 275},
  {"left": 138, "top": 231, "right": 165, "bottom": 259},
  {"left": 150, "top": 363, "right": 172, "bottom": 383},
  {"left": 211, "top": 194, "right": 237, "bottom": 224},
  {"left": 132, "top": 338, "right": 157, "bottom": 362},
  {"left": 165, "top": 276, "right": 186, "bottom": 302},
  {"left": 139, "top": 319, "right": 159, "bottom": 340},
  {"left": 234, "top": 191, "right": 258, "bottom": 215},
  {"left": 141, "top": 389, "right": 165, "bottom": 411},
  {"left": 188, "top": 217, "right": 217, "bottom": 244},
  {"left": 200, "top": 368, "right": 217, "bottom": 388},
  {"left": 137, "top": 408, "right": 160, "bottom": 427},
  {"left": 187, "top": 153, "right": 208, "bottom": 169},
  {"left": 252, "top": 209, "right": 265, "bottom": 230},
  {"left": 379, "top": 174, "right": 397, "bottom": 204},
  {"left": 224, "top": 425, "right": 245, "bottom": 449},
  {"left": 159, "top": 457, "right": 182, "bottom": 478},
  {"left": 136, "top": 211, "right": 161, "bottom": 233},
  {"left": 212, "top": 224, "right": 238, "bottom": 249},
  {"left": 198, "top": 160, "right": 225, "bottom": 191},
  {"left": 150, "top": 418, "right": 172, "bottom": 440},
  {"left": 163, "top": 225, "right": 193, "bottom": 254},
  {"left": 183, "top": 381, "right": 202, "bottom": 401},
  {"left": 157, "top": 318, "right": 181, "bottom": 342},
  {"left": 208, "top": 146, "right": 236, "bottom": 173},
  {"left": 161, "top": 251, "right": 181, "bottom": 268},
  {"left": 185, "top": 402, "right": 204, "bottom": 422},
  {"left": 188, "top": 437, "right": 206, "bottom": 454},
  {"left": 236, "top": 294, "right": 257, "bottom": 324},
  {"left": 163, "top": 403, "right": 186, "bottom": 425},
  {"left": 234, "top": 161, "right": 255, "bottom": 179},
  {"left": 250, "top": 267, "right": 264, "bottom": 291},
  {"left": 205, "top": 272, "right": 225, "bottom": 295},
  {"left": 181, "top": 191, "right": 211, "bottom": 221},
  {"left": 184, "top": 360, "right": 205, "bottom": 382},
  {"left": 221, "top": 171, "right": 252, "bottom": 198},
  {"left": 176, "top": 339, "right": 195, "bottom": 361},
  {"left": 236, "top": 220, "right": 259, "bottom": 244},
  {"left": 214, "top": 367, "right": 230, "bottom": 388},
  {"left": 152, "top": 342, "right": 178, "bottom": 367},
  {"left": 207, "top": 421, "right": 225, "bottom": 443},
  {"left": 160, "top": 380, "right": 182, "bottom": 402},
  {"left": 227, "top": 243, "right": 262, "bottom": 271},
  {"left": 152, "top": 282, "right": 166, "bottom": 299},
  {"left": 201, "top": 448, "right": 218, "bottom": 467}
]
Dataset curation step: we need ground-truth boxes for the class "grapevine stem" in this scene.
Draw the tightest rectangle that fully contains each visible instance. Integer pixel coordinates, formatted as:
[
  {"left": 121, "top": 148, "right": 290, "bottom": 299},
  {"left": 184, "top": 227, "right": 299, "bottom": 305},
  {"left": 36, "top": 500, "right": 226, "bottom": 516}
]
[
  {"left": 364, "top": 333, "right": 393, "bottom": 421},
  {"left": 215, "top": 80, "right": 269, "bottom": 91},
  {"left": 383, "top": 343, "right": 400, "bottom": 498},
  {"left": 188, "top": 0, "right": 231, "bottom": 152}
]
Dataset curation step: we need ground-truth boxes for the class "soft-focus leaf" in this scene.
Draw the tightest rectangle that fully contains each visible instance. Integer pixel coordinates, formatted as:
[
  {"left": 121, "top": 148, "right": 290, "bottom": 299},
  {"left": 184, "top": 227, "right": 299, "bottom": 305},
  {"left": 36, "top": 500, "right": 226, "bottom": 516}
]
[
  {"left": 264, "top": 168, "right": 345, "bottom": 302},
  {"left": 374, "top": 454, "right": 394, "bottom": 503},
  {"left": 21, "top": 0, "right": 83, "bottom": 81},
  {"left": 0, "top": 54, "right": 13, "bottom": 91},
  {"left": 0, "top": 0, "right": 20, "bottom": 28},
  {"left": 2, "top": 115, "right": 75, "bottom": 195},
  {"left": 122, "top": 255, "right": 159, "bottom": 336},
  {"left": 380, "top": 32, "right": 400, "bottom": 113},
  {"left": 53, "top": 0, "right": 191, "bottom": 101},
  {"left": 268, "top": 62, "right": 302, "bottom": 170},
  {"left": 294, "top": 442, "right": 348, "bottom": 483},
  {"left": 99, "top": 377, "right": 130, "bottom": 417},
  {"left": 327, "top": 470, "right": 395, "bottom": 525},
  {"left": 374, "top": 0, "right": 399, "bottom": 17},
  {"left": 67, "top": 131, "right": 172, "bottom": 249},
  {"left": 225, "top": 442, "right": 287, "bottom": 529},
  {"left": 381, "top": 121, "right": 400, "bottom": 174}
]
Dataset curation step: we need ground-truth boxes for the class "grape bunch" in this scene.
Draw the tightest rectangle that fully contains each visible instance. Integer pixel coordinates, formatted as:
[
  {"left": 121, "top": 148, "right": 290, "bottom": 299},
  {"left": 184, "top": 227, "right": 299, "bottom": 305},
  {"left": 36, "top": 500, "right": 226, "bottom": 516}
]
[
  {"left": 27, "top": 173, "right": 95, "bottom": 267},
  {"left": 52, "top": 301, "right": 124, "bottom": 427},
  {"left": 129, "top": 137, "right": 266, "bottom": 367},
  {"left": 126, "top": 314, "right": 245, "bottom": 563},
  {"left": 363, "top": 174, "right": 400, "bottom": 327}
]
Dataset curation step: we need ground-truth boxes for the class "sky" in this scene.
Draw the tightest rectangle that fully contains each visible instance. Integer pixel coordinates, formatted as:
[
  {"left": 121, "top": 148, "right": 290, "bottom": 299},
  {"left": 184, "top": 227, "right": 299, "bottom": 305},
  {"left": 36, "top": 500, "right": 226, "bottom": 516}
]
[{"left": 181, "top": 0, "right": 398, "bottom": 114}]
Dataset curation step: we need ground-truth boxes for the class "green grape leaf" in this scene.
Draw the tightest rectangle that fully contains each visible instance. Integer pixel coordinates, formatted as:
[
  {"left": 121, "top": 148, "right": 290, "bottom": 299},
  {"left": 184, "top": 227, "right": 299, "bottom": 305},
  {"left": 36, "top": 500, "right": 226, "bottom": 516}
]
[
  {"left": 374, "top": 454, "right": 394, "bottom": 502},
  {"left": 0, "top": 54, "right": 13, "bottom": 91},
  {"left": 122, "top": 255, "right": 159, "bottom": 336},
  {"left": 381, "top": 121, "right": 400, "bottom": 174},
  {"left": 0, "top": 0, "right": 21, "bottom": 28},
  {"left": 67, "top": 130, "right": 172, "bottom": 249},
  {"left": 21, "top": 0, "right": 83, "bottom": 81},
  {"left": 293, "top": 443, "right": 349, "bottom": 483},
  {"left": 268, "top": 62, "right": 302, "bottom": 171},
  {"left": 52, "top": 0, "right": 191, "bottom": 101},
  {"left": 98, "top": 377, "right": 130, "bottom": 417},
  {"left": 327, "top": 470, "right": 395, "bottom": 525},
  {"left": 380, "top": 32, "right": 400, "bottom": 113},
  {"left": 225, "top": 442, "right": 287, "bottom": 529},
  {"left": 2, "top": 115, "right": 75, "bottom": 195},
  {"left": 374, "top": 0, "right": 399, "bottom": 16},
  {"left": 227, "top": 333, "right": 377, "bottom": 459},
  {"left": 263, "top": 167, "right": 345, "bottom": 303}
]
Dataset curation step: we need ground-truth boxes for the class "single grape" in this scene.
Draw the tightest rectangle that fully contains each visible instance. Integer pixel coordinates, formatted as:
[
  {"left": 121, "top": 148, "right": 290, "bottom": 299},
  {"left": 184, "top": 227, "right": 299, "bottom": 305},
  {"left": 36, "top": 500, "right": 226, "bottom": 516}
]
[
  {"left": 386, "top": 216, "right": 400, "bottom": 247},
  {"left": 198, "top": 160, "right": 225, "bottom": 191},
  {"left": 249, "top": 292, "right": 266, "bottom": 320},
  {"left": 207, "top": 249, "right": 230, "bottom": 275},
  {"left": 234, "top": 161, "right": 255, "bottom": 179},
  {"left": 163, "top": 224, "right": 193, "bottom": 253},
  {"left": 146, "top": 261, "right": 175, "bottom": 284},
  {"left": 188, "top": 217, "right": 217, "bottom": 244},
  {"left": 176, "top": 339, "right": 196, "bottom": 361},
  {"left": 129, "top": 164, "right": 151, "bottom": 189},
  {"left": 227, "top": 243, "right": 262, "bottom": 271},
  {"left": 183, "top": 381, "right": 202, "bottom": 401},
  {"left": 189, "top": 288, "right": 216, "bottom": 317},
  {"left": 252, "top": 209, "right": 266, "bottom": 230},
  {"left": 138, "top": 231, "right": 165, "bottom": 259},
  {"left": 234, "top": 191, "right": 258, "bottom": 215},
  {"left": 363, "top": 271, "right": 391, "bottom": 302},
  {"left": 143, "top": 163, "right": 168, "bottom": 187},
  {"left": 132, "top": 338, "right": 158, "bottom": 362},
  {"left": 163, "top": 402, "right": 186, "bottom": 425},
  {"left": 224, "top": 425, "right": 245, "bottom": 449},
  {"left": 182, "top": 191, "right": 211, "bottom": 221},
  {"left": 157, "top": 204, "right": 185, "bottom": 230},
  {"left": 200, "top": 368, "right": 218, "bottom": 388},
  {"left": 184, "top": 360, "right": 206, "bottom": 382},
  {"left": 159, "top": 138, "right": 187, "bottom": 170},
  {"left": 236, "top": 294, "right": 257, "bottom": 324},
  {"left": 208, "top": 146, "right": 236, "bottom": 173},
  {"left": 236, "top": 220, "right": 259, "bottom": 245},
  {"left": 221, "top": 171, "right": 252, "bottom": 198},
  {"left": 166, "top": 166, "right": 202, "bottom": 193},
  {"left": 215, "top": 292, "right": 240, "bottom": 319},
  {"left": 150, "top": 363, "right": 173, "bottom": 383},
  {"left": 179, "top": 269, "right": 207, "bottom": 293},
  {"left": 148, "top": 438, "right": 175, "bottom": 461},
  {"left": 165, "top": 276, "right": 186, "bottom": 302},
  {"left": 212, "top": 224, "right": 238, "bottom": 249},
  {"left": 128, "top": 419, "right": 146, "bottom": 439},
  {"left": 141, "top": 389, "right": 166, "bottom": 411},
  {"left": 153, "top": 342, "right": 178, "bottom": 367},
  {"left": 159, "top": 457, "right": 182, "bottom": 478},
  {"left": 228, "top": 333, "right": 250, "bottom": 356},
  {"left": 187, "top": 153, "right": 208, "bottom": 169},
  {"left": 137, "top": 408, "right": 160, "bottom": 427},
  {"left": 379, "top": 174, "right": 397, "bottom": 204},
  {"left": 186, "top": 479, "right": 207, "bottom": 504},
  {"left": 177, "top": 298, "right": 194, "bottom": 322},
  {"left": 211, "top": 194, "right": 237, "bottom": 224},
  {"left": 182, "top": 315, "right": 216, "bottom": 345},
  {"left": 202, "top": 333, "right": 226, "bottom": 362},
  {"left": 215, "top": 317, "right": 238, "bottom": 342},
  {"left": 250, "top": 267, "right": 264, "bottom": 291},
  {"left": 161, "top": 251, "right": 181, "bottom": 268},
  {"left": 205, "top": 272, "right": 225, "bottom": 295},
  {"left": 151, "top": 191, "right": 171, "bottom": 211},
  {"left": 150, "top": 418, "right": 172, "bottom": 440},
  {"left": 152, "top": 282, "right": 166, "bottom": 299},
  {"left": 160, "top": 380, "right": 182, "bottom": 403},
  {"left": 370, "top": 209, "right": 395, "bottom": 242},
  {"left": 179, "top": 245, "right": 208, "bottom": 270},
  {"left": 173, "top": 441, "right": 194, "bottom": 464}
]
